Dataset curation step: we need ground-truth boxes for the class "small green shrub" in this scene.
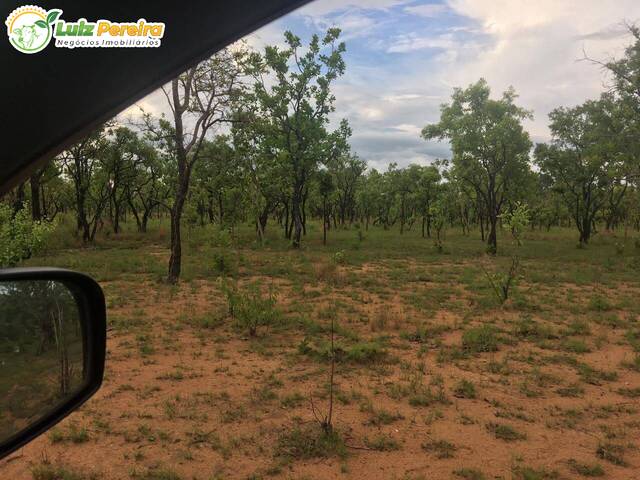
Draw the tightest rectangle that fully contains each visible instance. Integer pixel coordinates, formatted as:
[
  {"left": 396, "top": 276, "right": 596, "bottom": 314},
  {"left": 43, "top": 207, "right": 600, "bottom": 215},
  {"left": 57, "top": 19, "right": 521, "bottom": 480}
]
[
  {"left": 364, "top": 434, "right": 400, "bottom": 451},
  {"left": 567, "top": 459, "right": 604, "bottom": 477},
  {"left": 485, "top": 422, "right": 526, "bottom": 441},
  {"left": 212, "top": 250, "right": 237, "bottom": 276},
  {"left": 511, "top": 466, "right": 558, "bottom": 480},
  {"left": 462, "top": 325, "right": 500, "bottom": 353},
  {"left": 514, "top": 316, "right": 554, "bottom": 341},
  {"left": 588, "top": 295, "right": 612, "bottom": 312},
  {"left": 299, "top": 338, "right": 388, "bottom": 365},
  {"left": 0, "top": 203, "right": 55, "bottom": 267},
  {"left": 276, "top": 425, "right": 346, "bottom": 459},
  {"left": 333, "top": 250, "right": 346, "bottom": 265},
  {"left": 453, "top": 468, "right": 486, "bottom": 480},
  {"left": 453, "top": 380, "right": 477, "bottom": 399},
  {"left": 422, "top": 439, "right": 456, "bottom": 458},
  {"left": 222, "top": 281, "right": 279, "bottom": 336},
  {"left": 596, "top": 443, "right": 626, "bottom": 466}
]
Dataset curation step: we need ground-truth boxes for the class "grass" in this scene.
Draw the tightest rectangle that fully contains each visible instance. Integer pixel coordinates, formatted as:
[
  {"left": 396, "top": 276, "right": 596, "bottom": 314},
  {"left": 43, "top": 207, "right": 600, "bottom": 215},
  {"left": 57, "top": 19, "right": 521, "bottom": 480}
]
[
  {"left": 275, "top": 425, "right": 347, "bottom": 460},
  {"left": 596, "top": 443, "right": 627, "bottom": 466},
  {"left": 422, "top": 439, "right": 456, "bottom": 458},
  {"left": 511, "top": 466, "right": 558, "bottom": 480},
  {"left": 31, "top": 463, "right": 100, "bottom": 480},
  {"left": 485, "top": 422, "right": 526, "bottom": 441},
  {"left": 8, "top": 219, "right": 640, "bottom": 479},
  {"left": 462, "top": 325, "right": 500, "bottom": 353},
  {"left": 453, "top": 468, "right": 486, "bottom": 480},
  {"left": 364, "top": 434, "right": 401, "bottom": 451},
  {"left": 453, "top": 379, "right": 477, "bottom": 399},
  {"left": 567, "top": 459, "right": 605, "bottom": 477}
]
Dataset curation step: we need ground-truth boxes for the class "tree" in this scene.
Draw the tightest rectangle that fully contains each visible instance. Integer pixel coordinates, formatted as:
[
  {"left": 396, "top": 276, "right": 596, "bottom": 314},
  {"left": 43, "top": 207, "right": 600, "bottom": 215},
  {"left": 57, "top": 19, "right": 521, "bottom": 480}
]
[
  {"left": 59, "top": 125, "right": 111, "bottom": 243},
  {"left": 247, "top": 29, "right": 348, "bottom": 248},
  {"left": 317, "top": 170, "right": 334, "bottom": 245},
  {"left": 535, "top": 95, "right": 627, "bottom": 245},
  {"left": 147, "top": 48, "right": 245, "bottom": 283},
  {"left": 586, "top": 24, "right": 640, "bottom": 229},
  {"left": 329, "top": 154, "right": 365, "bottom": 226},
  {"left": 414, "top": 165, "right": 441, "bottom": 238},
  {"left": 124, "top": 134, "right": 169, "bottom": 233},
  {"left": 231, "top": 109, "right": 288, "bottom": 242},
  {"left": 0, "top": 202, "right": 55, "bottom": 267},
  {"left": 422, "top": 79, "right": 532, "bottom": 254}
]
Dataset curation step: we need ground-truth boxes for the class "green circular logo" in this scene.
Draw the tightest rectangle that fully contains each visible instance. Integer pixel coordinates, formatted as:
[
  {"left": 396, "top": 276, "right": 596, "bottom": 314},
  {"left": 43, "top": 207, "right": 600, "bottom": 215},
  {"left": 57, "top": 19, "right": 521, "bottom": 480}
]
[{"left": 6, "top": 6, "right": 62, "bottom": 54}]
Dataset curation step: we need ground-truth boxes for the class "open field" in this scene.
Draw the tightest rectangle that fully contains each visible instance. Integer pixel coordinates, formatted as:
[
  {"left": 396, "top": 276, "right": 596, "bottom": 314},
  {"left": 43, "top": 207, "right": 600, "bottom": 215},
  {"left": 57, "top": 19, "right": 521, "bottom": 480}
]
[{"left": 1, "top": 219, "right": 640, "bottom": 480}]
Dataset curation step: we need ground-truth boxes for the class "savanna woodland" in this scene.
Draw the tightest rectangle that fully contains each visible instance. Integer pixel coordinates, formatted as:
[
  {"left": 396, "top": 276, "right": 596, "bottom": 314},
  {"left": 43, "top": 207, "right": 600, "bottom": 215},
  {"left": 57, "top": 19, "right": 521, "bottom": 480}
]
[{"left": 2, "top": 16, "right": 640, "bottom": 480}]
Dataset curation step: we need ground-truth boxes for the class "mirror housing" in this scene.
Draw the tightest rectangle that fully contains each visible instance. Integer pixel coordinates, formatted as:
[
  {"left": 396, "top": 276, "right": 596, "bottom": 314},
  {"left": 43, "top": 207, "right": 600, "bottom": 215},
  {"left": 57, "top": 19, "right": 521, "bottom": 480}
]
[{"left": 0, "top": 268, "right": 106, "bottom": 460}]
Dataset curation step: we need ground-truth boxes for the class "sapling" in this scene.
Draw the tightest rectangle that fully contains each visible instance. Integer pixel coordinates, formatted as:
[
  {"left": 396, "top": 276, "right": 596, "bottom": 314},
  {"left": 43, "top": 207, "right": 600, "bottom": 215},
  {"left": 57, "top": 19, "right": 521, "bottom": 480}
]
[
  {"left": 310, "top": 311, "right": 336, "bottom": 434},
  {"left": 482, "top": 202, "right": 529, "bottom": 304}
]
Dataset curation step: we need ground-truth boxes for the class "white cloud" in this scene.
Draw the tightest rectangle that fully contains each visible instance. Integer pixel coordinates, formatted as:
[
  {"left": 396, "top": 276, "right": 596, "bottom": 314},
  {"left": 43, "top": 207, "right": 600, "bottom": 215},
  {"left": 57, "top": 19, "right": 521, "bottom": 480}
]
[
  {"left": 297, "top": 0, "right": 410, "bottom": 16},
  {"left": 404, "top": 4, "right": 448, "bottom": 18},
  {"left": 416, "top": 0, "right": 640, "bottom": 142},
  {"left": 391, "top": 123, "right": 423, "bottom": 135},
  {"left": 122, "top": 0, "right": 640, "bottom": 166}
]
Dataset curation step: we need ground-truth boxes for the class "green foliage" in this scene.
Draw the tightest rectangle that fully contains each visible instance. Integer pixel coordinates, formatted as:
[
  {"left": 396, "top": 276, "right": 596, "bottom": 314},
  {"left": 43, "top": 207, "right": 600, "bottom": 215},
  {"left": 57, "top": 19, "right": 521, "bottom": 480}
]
[
  {"left": 212, "top": 250, "right": 237, "bottom": 276},
  {"left": 453, "top": 379, "right": 477, "bottom": 399},
  {"left": 0, "top": 203, "right": 55, "bottom": 267},
  {"left": 222, "top": 280, "right": 279, "bottom": 336},
  {"left": 299, "top": 338, "right": 387, "bottom": 365},
  {"left": 462, "top": 325, "right": 500, "bottom": 353},
  {"left": 485, "top": 422, "right": 526, "bottom": 441},
  {"left": 364, "top": 434, "right": 401, "bottom": 451},
  {"left": 275, "top": 424, "right": 347, "bottom": 460},
  {"left": 422, "top": 439, "right": 456, "bottom": 458},
  {"left": 454, "top": 468, "right": 486, "bottom": 480},
  {"left": 596, "top": 443, "right": 627, "bottom": 466},
  {"left": 333, "top": 250, "right": 347, "bottom": 265},
  {"left": 511, "top": 466, "right": 558, "bottom": 480},
  {"left": 423, "top": 78, "right": 532, "bottom": 254},
  {"left": 501, "top": 202, "right": 530, "bottom": 246},
  {"left": 31, "top": 462, "right": 99, "bottom": 480}
]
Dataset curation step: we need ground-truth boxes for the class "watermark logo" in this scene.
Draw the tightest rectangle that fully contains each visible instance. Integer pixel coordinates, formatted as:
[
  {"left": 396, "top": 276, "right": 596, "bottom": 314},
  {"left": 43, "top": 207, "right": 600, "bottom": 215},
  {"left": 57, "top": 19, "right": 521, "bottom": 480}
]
[
  {"left": 6, "top": 5, "right": 165, "bottom": 53},
  {"left": 6, "top": 6, "right": 60, "bottom": 53}
]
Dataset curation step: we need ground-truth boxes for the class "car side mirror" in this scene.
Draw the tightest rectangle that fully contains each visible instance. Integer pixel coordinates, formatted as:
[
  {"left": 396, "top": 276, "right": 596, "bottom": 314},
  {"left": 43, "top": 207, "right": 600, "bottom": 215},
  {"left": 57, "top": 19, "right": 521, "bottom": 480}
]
[{"left": 0, "top": 268, "right": 106, "bottom": 460}]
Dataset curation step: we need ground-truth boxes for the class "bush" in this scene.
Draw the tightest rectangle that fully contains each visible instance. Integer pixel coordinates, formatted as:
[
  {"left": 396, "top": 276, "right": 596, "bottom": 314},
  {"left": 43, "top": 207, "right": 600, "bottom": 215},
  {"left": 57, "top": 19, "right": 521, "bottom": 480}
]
[
  {"left": 212, "top": 228, "right": 233, "bottom": 248},
  {"left": 588, "top": 295, "right": 613, "bottom": 312},
  {"left": 333, "top": 250, "right": 346, "bottom": 265},
  {"left": 222, "top": 281, "right": 279, "bottom": 336},
  {"left": 596, "top": 443, "right": 626, "bottom": 466},
  {"left": 462, "top": 325, "right": 500, "bottom": 353},
  {"left": 0, "top": 203, "right": 55, "bottom": 267},
  {"left": 453, "top": 379, "right": 477, "bottom": 399},
  {"left": 486, "top": 422, "right": 526, "bottom": 441},
  {"left": 567, "top": 459, "right": 604, "bottom": 477},
  {"left": 422, "top": 439, "right": 456, "bottom": 458},
  {"left": 298, "top": 339, "right": 388, "bottom": 365},
  {"left": 276, "top": 424, "right": 346, "bottom": 460},
  {"left": 212, "top": 250, "right": 237, "bottom": 276}
]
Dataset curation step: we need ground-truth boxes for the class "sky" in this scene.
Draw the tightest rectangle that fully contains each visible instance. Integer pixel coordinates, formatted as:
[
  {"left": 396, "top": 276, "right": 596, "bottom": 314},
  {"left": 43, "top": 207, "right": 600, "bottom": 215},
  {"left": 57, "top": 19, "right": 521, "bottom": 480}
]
[{"left": 125, "top": 0, "right": 640, "bottom": 172}]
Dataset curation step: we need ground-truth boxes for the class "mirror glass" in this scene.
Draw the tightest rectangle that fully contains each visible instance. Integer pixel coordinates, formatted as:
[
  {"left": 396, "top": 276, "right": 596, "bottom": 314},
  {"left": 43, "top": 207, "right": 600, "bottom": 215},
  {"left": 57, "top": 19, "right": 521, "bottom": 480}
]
[{"left": 0, "top": 280, "right": 84, "bottom": 443}]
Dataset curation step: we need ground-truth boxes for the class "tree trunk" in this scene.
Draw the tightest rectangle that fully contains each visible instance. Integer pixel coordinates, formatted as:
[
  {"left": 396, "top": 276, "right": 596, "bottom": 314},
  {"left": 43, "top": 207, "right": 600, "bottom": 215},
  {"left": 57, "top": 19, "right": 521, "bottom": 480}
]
[
  {"left": 291, "top": 189, "right": 303, "bottom": 248},
  {"left": 323, "top": 196, "right": 327, "bottom": 246},
  {"left": 30, "top": 172, "right": 42, "bottom": 220},
  {"left": 167, "top": 196, "right": 185, "bottom": 284},
  {"left": 487, "top": 216, "right": 498, "bottom": 255},
  {"left": 13, "top": 182, "right": 25, "bottom": 214}
]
